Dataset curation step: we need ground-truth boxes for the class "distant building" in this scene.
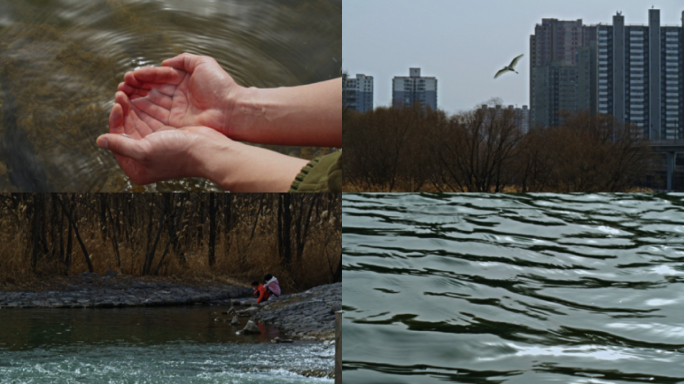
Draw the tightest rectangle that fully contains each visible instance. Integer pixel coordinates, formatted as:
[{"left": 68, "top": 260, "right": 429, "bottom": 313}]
[
  {"left": 479, "top": 104, "right": 530, "bottom": 134},
  {"left": 530, "top": 9, "right": 684, "bottom": 139},
  {"left": 530, "top": 18, "right": 597, "bottom": 128},
  {"left": 517, "top": 105, "right": 531, "bottom": 134},
  {"left": 596, "top": 9, "right": 683, "bottom": 140},
  {"left": 392, "top": 68, "right": 437, "bottom": 110},
  {"left": 344, "top": 74, "right": 373, "bottom": 113}
]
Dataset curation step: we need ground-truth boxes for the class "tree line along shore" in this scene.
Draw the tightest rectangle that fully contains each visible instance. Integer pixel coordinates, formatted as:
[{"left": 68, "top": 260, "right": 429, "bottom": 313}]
[
  {"left": 0, "top": 193, "right": 342, "bottom": 293},
  {"left": 344, "top": 103, "right": 657, "bottom": 193}
]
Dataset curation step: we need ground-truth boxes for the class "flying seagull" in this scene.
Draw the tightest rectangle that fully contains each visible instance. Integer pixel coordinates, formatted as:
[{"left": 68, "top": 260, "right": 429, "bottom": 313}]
[{"left": 494, "top": 54, "right": 524, "bottom": 79}]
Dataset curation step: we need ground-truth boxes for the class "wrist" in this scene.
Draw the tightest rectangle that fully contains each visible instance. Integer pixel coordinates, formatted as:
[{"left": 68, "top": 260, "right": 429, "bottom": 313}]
[
  {"left": 192, "top": 135, "right": 234, "bottom": 187},
  {"left": 223, "top": 79, "right": 343, "bottom": 147},
  {"left": 225, "top": 85, "right": 258, "bottom": 141},
  {"left": 195, "top": 138, "right": 309, "bottom": 192}
]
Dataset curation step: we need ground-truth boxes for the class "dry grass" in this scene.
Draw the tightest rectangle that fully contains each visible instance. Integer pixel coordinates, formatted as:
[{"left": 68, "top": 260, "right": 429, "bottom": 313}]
[
  {"left": 344, "top": 180, "right": 655, "bottom": 193},
  {"left": 0, "top": 195, "right": 341, "bottom": 293},
  {"left": 343, "top": 180, "right": 458, "bottom": 193},
  {"left": 0, "top": 274, "right": 249, "bottom": 292},
  {"left": 1, "top": 226, "right": 339, "bottom": 292}
]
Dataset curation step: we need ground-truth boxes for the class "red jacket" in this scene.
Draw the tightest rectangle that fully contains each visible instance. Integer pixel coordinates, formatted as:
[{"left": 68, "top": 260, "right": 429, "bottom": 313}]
[{"left": 254, "top": 284, "right": 270, "bottom": 303}]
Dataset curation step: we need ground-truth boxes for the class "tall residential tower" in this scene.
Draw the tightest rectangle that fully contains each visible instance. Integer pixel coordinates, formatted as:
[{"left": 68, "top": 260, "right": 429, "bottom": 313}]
[
  {"left": 530, "top": 18, "right": 597, "bottom": 128},
  {"left": 392, "top": 68, "right": 438, "bottom": 110},
  {"left": 343, "top": 74, "right": 374, "bottom": 113},
  {"left": 597, "top": 9, "right": 683, "bottom": 139},
  {"left": 530, "top": 9, "right": 684, "bottom": 139}
]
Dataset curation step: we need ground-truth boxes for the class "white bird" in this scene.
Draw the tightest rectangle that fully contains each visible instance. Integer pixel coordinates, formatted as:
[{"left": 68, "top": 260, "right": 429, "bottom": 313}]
[{"left": 494, "top": 54, "right": 524, "bottom": 79}]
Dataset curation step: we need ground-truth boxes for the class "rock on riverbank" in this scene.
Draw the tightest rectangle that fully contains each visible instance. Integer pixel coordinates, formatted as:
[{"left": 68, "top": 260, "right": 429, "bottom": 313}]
[
  {"left": 0, "top": 273, "right": 252, "bottom": 308},
  {"left": 228, "top": 283, "right": 341, "bottom": 341},
  {"left": 0, "top": 273, "right": 341, "bottom": 343}
]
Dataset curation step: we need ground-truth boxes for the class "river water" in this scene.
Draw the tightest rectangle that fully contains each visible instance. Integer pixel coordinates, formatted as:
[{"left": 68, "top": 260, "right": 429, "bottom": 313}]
[
  {"left": 342, "top": 193, "right": 684, "bottom": 384},
  {"left": 0, "top": 306, "right": 334, "bottom": 383},
  {"left": 0, "top": 0, "right": 341, "bottom": 192}
]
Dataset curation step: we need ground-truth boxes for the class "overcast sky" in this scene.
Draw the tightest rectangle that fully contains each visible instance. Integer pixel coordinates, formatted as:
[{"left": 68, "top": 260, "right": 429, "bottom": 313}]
[{"left": 343, "top": 0, "right": 684, "bottom": 115}]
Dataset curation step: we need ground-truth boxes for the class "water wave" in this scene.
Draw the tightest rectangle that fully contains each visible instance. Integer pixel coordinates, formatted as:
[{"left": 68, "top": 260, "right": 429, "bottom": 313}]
[
  {"left": 343, "top": 193, "right": 684, "bottom": 384},
  {"left": 0, "top": 306, "right": 333, "bottom": 383}
]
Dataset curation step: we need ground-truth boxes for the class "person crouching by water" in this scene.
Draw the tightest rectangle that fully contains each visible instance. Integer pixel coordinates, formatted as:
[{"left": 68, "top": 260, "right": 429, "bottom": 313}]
[
  {"left": 252, "top": 281, "right": 270, "bottom": 304},
  {"left": 264, "top": 274, "right": 281, "bottom": 298}
]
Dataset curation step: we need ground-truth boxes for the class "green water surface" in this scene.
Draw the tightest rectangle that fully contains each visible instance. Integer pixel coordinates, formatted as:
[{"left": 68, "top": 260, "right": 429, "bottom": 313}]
[
  {"left": 0, "top": 306, "right": 334, "bottom": 383},
  {"left": 0, "top": 0, "right": 341, "bottom": 192},
  {"left": 343, "top": 193, "right": 684, "bottom": 384}
]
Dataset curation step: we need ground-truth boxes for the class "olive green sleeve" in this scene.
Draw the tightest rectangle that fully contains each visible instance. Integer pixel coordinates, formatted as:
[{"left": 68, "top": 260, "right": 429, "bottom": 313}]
[{"left": 288, "top": 151, "right": 342, "bottom": 193}]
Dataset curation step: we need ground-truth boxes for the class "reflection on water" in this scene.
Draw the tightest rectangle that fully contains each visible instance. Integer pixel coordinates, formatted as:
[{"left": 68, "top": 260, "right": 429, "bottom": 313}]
[
  {"left": 0, "top": 306, "right": 334, "bottom": 383},
  {"left": 0, "top": 306, "right": 282, "bottom": 348},
  {"left": 342, "top": 193, "right": 684, "bottom": 384},
  {"left": 0, "top": 0, "right": 341, "bottom": 192}
]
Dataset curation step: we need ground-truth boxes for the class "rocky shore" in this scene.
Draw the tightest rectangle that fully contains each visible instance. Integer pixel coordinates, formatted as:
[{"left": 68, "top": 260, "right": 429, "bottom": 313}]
[
  {"left": 222, "top": 282, "right": 341, "bottom": 341},
  {"left": 0, "top": 273, "right": 341, "bottom": 341},
  {"left": 0, "top": 272, "right": 252, "bottom": 308}
]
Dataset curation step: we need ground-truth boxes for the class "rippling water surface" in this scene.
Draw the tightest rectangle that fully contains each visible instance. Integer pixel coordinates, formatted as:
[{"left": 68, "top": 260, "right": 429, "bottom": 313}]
[
  {"left": 342, "top": 193, "right": 684, "bottom": 384},
  {"left": 0, "top": 0, "right": 341, "bottom": 192},
  {"left": 0, "top": 306, "right": 333, "bottom": 383}
]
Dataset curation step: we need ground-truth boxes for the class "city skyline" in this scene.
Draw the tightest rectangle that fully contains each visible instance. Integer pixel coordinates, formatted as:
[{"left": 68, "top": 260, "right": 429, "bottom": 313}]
[{"left": 342, "top": 0, "right": 684, "bottom": 115}]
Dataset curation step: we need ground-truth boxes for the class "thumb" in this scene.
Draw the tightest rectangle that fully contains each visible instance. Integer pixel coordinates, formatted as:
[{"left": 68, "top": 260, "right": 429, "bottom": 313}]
[
  {"left": 162, "top": 52, "right": 206, "bottom": 73},
  {"left": 97, "top": 134, "right": 147, "bottom": 161}
]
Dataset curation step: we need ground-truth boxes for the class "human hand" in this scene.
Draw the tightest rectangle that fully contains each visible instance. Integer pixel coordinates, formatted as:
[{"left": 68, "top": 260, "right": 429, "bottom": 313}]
[
  {"left": 97, "top": 91, "right": 228, "bottom": 185},
  {"left": 119, "top": 53, "right": 240, "bottom": 136},
  {"left": 97, "top": 91, "right": 309, "bottom": 191},
  {"left": 121, "top": 53, "right": 342, "bottom": 148}
]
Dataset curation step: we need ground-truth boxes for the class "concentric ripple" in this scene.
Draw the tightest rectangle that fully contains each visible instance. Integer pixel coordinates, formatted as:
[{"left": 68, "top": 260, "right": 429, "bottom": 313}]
[
  {"left": 343, "top": 193, "right": 684, "bottom": 384},
  {"left": 0, "top": 0, "right": 341, "bottom": 192}
]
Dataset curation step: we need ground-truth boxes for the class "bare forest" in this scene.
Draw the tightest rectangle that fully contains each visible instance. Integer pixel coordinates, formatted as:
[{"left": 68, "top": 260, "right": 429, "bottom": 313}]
[
  {"left": 344, "top": 103, "right": 655, "bottom": 192},
  {"left": 0, "top": 194, "right": 341, "bottom": 292}
]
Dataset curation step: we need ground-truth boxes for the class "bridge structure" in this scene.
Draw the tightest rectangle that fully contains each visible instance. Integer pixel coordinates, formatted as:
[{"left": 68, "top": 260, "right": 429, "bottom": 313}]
[{"left": 648, "top": 140, "right": 684, "bottom": 191}]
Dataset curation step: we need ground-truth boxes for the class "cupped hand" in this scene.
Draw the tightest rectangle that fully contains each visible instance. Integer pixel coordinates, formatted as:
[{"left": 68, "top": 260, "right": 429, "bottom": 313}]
[
  {"left": 118, "top": 53, "right": 240, "bottom": 136},
  {"left": 97, "top": 91, "right": 228, "bottom": 185}
]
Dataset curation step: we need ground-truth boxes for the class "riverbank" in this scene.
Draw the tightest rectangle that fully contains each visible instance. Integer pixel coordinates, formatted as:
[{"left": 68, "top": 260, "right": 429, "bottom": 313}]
[
  {"left": 221, "top": 282, "right": 341, "bottom": 341},
  {"left": 0, "top": 272, "right": 252, "bottom": 308},
  {"left": 343, "top": 181, "right": 655, "bottom": 193},
  {"left": 0, "top": 273, "right": 341, "bottom": 341}
]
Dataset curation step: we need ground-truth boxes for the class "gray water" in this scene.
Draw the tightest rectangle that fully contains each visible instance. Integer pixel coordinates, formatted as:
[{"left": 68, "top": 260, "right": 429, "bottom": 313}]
[
  {"left": 342, "top": 193, "right": 684, "bottom": 384},
  {"left": 0, "top": 306, "right": 334, "bottom": 383},
  {"left": 0, "top": 0, "right": 341, "bottom": 192}
]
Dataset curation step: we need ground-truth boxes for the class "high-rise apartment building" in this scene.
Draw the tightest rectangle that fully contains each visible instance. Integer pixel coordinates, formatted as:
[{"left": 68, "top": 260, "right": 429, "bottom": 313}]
[
  {"left": 531, "top": 19, "right": 585, "bottom": 68},
  {"left": 530, "top": 19, "right": 596, "bottom": 128},
  {"left": 531, "top": 9, "right": 684, "bottom": 139},
  {"left": 597, "top": 9, "right": 683, "bottom": 139},
  {"left": 343, "top": 74, "right": 374, "bottom": 113},
  {"left": 392, "top": 68, "right": 437, "bottom": 110}
]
